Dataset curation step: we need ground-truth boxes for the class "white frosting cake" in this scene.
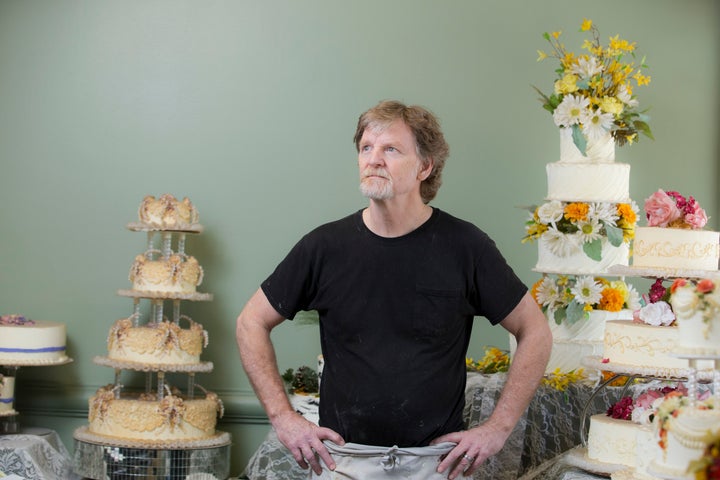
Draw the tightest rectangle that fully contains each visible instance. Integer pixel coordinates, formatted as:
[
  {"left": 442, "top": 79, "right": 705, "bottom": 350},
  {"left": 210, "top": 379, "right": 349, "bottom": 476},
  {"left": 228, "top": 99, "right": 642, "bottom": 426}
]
[
  {"left": 535, "top": 236, "right": 629, "bottom": 275},
  {"left": 107, "top": 316, "right": 208, "bottom": 366},
  {"left": 511, "top": 309, "right": 633, "bottom": 376},
  {"left": 0, "top": 315, "right": 68, "bottom": 363},
  {"left": 587, "top": 415, "right": 653, "bottom": 468},
  {"left": 633, "top": 226, "right": 720, "bottom": 272},
  {"left": 602, "top": 320, "right": 715, "bottom": 374},
  {"left": 129, "top": 253, "right": 203, "bottom": 294},
  {"left": 670, "top": 279, "right": 720, "bottom": 355},
  {"left": 0, "top": 375, "right": 15, "bottom": 415},
  {"left": 653, "top": 396, "right": 720, "bottom": 478}
]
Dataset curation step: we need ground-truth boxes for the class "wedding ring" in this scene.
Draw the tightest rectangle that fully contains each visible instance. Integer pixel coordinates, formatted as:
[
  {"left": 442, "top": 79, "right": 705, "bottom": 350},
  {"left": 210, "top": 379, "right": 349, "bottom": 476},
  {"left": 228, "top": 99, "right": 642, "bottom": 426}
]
[{"left": 463, "top": 454, "right": 474, "bottom": 463}]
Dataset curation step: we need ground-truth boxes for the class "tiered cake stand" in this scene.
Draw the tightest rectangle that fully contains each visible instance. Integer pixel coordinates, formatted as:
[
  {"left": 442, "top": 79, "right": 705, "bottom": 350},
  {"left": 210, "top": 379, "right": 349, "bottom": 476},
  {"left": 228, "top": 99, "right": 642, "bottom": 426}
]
[
  {"left": 73, "top": 223, "right": 231, "bottom": 480},
  {"left": 1, "top": 355, "right": 72, "bottom": 434},
  {"left": 565, "top": 265, "right": 720, "bottom": 479}
]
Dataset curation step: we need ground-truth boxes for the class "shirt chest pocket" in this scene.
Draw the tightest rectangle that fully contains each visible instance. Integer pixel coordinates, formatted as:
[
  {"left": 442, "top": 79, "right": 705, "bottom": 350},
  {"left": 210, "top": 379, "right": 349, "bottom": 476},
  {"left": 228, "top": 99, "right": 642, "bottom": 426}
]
[{"left": 412, "top": 286, "right": 463, "bottom": 337}]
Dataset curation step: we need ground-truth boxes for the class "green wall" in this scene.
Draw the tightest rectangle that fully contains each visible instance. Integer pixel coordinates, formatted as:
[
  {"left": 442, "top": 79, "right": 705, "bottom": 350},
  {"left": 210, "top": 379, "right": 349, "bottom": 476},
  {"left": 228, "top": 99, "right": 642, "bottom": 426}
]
[{"left": 1, "top": 0, "right": 718, "bottom": 475}]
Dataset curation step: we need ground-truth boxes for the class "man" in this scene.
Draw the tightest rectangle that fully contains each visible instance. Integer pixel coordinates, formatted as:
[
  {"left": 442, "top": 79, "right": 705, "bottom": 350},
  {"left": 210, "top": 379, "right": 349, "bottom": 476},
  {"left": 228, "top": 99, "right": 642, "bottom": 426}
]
[{"left": 236, "top": 100, "right": 551, "bottom": 479}]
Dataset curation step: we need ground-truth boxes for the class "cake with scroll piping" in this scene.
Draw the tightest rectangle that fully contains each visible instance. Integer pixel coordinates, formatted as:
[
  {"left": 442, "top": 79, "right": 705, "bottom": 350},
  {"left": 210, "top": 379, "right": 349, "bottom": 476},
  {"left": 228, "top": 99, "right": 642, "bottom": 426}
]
[
  {"left": 631, "top": 189, "right": 719, "bottom": 273},
  {"left": 0, "top": 314, "right": 69, "bottom": 364}
]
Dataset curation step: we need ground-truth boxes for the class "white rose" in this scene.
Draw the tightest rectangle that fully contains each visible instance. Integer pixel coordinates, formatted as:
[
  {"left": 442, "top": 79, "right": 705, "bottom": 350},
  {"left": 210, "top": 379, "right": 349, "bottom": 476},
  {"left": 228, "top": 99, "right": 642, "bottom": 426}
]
[
  {"left": 670, "top": 285, "right": 700, "bottom": 317},
  {"left": 537, "top": 200, "right": 565, "bottom": 224},
  {"left": 638, "top": 301, "right": 675, "bottom": 326}
]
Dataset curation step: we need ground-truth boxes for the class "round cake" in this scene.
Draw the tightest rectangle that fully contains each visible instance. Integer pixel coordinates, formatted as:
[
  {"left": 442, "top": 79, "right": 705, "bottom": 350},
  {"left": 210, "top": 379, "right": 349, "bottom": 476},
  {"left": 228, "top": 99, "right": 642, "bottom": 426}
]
[
  {"left": 670, "top": 278, "right": 720, "bottom": 355},
  {"left": 88, "top": 385, "right": 223, "bottom": 444},
  {"left": 632, "top": 226, "right": 720, "bottom": 272},
  {"left": 107, "top": 316, "right": 208, "bottom": 366},
  {"left": 129, "top": 253, "right": 203, "bottom": 294},
  {"left": 137, "top": 194, "right": 199, "bottom": 230},
  {"left": 0, "top": 314, "right": 68, "bottom": 364}
]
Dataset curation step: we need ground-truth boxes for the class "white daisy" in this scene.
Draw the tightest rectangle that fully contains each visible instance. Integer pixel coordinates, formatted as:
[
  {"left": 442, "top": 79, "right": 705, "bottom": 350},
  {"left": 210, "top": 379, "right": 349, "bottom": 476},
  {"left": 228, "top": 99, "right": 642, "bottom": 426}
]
[
  {"left": 537, "top": 200, "right": 565, "bottom": 225},
  {"left": 581, "top": 109, "right": 614, "bottom": 140},
  {"left": 571, "top": 56, "right": 603, "bottom": 79},
  {"left": 570, "top": 276, "right": 603, "bottom": 306},
  {"left": 536, "top": 276, "right": 561, "bottom": 308},
  {"left": 588, "top": 202, "right": 618, "bottom": 225},
  {"left": 543, "top": 227, "right": 580, "bottom": 257},
  {"left": 626, "top": 284, "right": 642, "bottom": 311},
  {"left": 576, "top": 219, "right": 603, "bottom": 244},
  {"left": 552, "top": 94, "right": 590, "bottom": 127},
  {"left": 617, "top": 84, "right": 639, "bottom": 108}
]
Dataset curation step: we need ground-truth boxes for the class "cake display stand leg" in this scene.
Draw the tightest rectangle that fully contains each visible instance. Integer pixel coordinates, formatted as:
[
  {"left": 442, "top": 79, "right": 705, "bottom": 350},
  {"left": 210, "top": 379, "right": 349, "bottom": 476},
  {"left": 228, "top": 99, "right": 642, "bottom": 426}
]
[
  {"left": 714, "top": 359, "right": 720, "bottom": 399},
  {"left": 687, "top": 358, "right": 698, "bottom": 407},
  {"left": 0, "top": 366, "right": 20, "bottom": 434}
]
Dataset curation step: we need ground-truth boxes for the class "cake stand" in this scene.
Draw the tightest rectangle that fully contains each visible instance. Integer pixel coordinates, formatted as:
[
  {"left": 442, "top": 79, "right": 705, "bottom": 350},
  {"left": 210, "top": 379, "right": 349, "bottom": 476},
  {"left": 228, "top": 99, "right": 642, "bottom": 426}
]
[
  {"left": 73, "top": 220, "right": 230, "bottom": 479},
  {"left": 0, "top": 357, "right": 73, "bottom": 434}
]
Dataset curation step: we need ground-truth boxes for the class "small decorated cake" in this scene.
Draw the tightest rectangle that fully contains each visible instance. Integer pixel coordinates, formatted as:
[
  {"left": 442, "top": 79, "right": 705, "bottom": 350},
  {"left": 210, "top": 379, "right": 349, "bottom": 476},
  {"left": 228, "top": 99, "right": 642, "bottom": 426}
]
[
  {"left": 107, "top": 315, "right": 208, "bottom": 366},
  {"left": 87, "top": 384, "right": 224, "bottom": 444},
  {"left": 129, "top": 253, "right": 203, "bottom": 294},
  {"left": 587, "top": 386, "right": 683, "bottom": 474},
  {"left": 0, "top": 314, "right": 69, "bottom": 364},
  {"left": 136, "top": 194, "right": 200, "bottom": 231},
  {"left": 670, "top": 278, "right": 720, "bottom": 355},
  {"left": 652, "top": 394, "right": 720, "bottom": 478},
  {"left": 632, "top": 189, "right": 719, "bottom": 272}
]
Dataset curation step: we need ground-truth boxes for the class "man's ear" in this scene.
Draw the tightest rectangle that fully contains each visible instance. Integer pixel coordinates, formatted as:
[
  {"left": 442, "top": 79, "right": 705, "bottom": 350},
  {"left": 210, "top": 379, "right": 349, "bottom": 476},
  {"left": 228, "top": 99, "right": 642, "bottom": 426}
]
[{"left": 418, "top": 159, "right": 434, "bottom": 181}]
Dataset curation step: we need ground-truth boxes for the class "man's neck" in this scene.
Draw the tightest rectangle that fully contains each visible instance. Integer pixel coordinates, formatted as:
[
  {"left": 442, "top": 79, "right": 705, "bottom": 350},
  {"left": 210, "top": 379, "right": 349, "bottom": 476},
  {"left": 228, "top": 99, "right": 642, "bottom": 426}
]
[{"left": 362, "top": 200, "right": 433, "bottom": 238}]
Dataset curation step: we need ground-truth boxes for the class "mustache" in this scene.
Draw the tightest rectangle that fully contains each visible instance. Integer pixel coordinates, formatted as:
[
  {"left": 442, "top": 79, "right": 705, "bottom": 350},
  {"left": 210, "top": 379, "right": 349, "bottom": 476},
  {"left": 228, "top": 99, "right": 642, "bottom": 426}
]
[{"left": 361, "top": 168, "right": 389, "bottom": 179}]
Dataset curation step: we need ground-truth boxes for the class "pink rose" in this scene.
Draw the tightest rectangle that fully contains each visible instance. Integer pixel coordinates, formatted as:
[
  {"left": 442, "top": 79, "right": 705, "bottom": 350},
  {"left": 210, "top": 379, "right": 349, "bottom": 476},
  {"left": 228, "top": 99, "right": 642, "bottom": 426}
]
[
  {"left": 683, "top": 197, "right": 708, "bottom": 229},
  {"left": 645, "top": 190, "right": 682, "bottom": 227}
]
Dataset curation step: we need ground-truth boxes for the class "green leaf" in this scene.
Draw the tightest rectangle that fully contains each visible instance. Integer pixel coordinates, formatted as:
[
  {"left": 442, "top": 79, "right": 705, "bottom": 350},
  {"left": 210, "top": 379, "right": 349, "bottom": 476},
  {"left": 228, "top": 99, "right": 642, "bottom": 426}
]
[
  {"left": 565, "top": 301, "right": 588, "bottom": 325},
  {"left": 571, "top": 124, "right": 587, "bottom": 155},
  {"left": 553, "top": 307, "right": 566, "bottom": 325},
  {"left": 604, "top": 222, "right": 624, "bottom": 247},
  {"left": 634, "top": 120, "right": 654, "bottom": 140},
  {"left": 583, "top": 238, "right": 602, "bottom": 261}
]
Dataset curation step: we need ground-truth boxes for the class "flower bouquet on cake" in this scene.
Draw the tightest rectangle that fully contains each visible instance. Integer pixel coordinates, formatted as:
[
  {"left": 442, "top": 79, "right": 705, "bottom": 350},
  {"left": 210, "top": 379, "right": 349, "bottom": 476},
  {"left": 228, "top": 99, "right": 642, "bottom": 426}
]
[{"left": 535, "top": 18, "right": 653, "bottom": 152}]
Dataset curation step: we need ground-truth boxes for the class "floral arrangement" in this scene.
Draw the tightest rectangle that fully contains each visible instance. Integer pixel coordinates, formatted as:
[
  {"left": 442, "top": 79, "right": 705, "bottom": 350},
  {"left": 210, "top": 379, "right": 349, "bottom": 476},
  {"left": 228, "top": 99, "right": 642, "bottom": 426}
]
[
  {"left": 466, "top": 347, "right": 510, "bottom": 374},
  {"left": 670, "top": 278, "right": 720, "bottom": 335},
  {"left": 532, "top": 275, "right": 640, "bottom": 325},
  {"left": 535, "top": 18, "right": 653, "bottom": 150},
  {"left": 282, "top": 365, "right": 319, "bottom": 395},
  {"left": 0, "top": 314, "right": 34, "bottom": 326},
  {"left": 654, "top": 390, "right": 716, "bottom": 452},
  {"left": 607, "top": 385, "right": 686, "bottom": 424},
  {"left": 541, "top": 368, "right": 587, "bottom": 391},
  {"left": 632, "top": 278, "right": 676, "bottom": 327},
  {"left": 691, "top": 433, "right": 720, "bottom": 479},
  {"left": 645, "top": 189, "right": 708, "bottom": 229},
  {"left": 523, "top": 200, "right": 638, "bottom": 262}
]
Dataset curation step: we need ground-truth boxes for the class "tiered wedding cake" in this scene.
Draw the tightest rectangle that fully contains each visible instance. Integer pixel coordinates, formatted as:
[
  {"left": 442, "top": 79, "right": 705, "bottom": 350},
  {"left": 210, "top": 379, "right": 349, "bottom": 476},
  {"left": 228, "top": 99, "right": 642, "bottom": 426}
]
[{"left": 73, "top": 194, "right": 230, "bottom": 479}]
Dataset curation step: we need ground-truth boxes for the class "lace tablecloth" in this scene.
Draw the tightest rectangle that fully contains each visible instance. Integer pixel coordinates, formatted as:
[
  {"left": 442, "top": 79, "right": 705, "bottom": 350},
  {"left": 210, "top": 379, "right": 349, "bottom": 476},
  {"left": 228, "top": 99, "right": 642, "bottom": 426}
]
[
  {"left": 241, "top": 373, "right": 625, "bottom": 480},
  {"left": 0, "top": 428, "right": 81, "bottom": 479}
]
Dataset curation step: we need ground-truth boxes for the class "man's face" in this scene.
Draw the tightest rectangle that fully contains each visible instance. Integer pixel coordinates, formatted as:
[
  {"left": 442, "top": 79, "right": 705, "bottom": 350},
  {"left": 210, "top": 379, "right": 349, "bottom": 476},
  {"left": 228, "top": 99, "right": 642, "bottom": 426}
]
[{"left": 357, "top": 120, "right": 428, "bottom": 201}]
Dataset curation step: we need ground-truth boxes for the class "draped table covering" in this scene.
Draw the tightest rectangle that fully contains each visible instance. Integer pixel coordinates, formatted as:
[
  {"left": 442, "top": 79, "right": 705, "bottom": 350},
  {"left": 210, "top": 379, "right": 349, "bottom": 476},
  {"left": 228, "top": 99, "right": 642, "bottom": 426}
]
[
  {"left": 0, "top": 428, "right": 81, "bottom": 480},
  {"left": 241, "top": 372, "right": 625, "bottom": 480}
]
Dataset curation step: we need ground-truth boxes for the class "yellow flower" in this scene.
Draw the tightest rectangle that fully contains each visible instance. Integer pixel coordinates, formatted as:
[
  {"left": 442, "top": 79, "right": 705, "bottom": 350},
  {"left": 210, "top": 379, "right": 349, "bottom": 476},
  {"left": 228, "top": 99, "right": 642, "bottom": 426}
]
[
  {"left": 609, "top": 35, "right": 636, "bottom": 53},
  {"left": 554, "top": 73, "right": 579, "bottom": 95},
  {"left": 599, "top": 96, "right": 624, "bottom": 115},
  {"left": 580, "top": 19, "right": 592, "bottom": 31},
  {"left": 551, "top": 31, "right": 561, "bottom": 39},
  {"left": 564, "top": 202, "right": 589, "bottom": 222},
  {"left": 625, "top": 133, "right": 637, "bottom": 145},
  {"left": 633, "top": 72, "right": 651, "bottom": 86},
  {"left": 537, "top": 50, "right": 548, "bottom": 62}
]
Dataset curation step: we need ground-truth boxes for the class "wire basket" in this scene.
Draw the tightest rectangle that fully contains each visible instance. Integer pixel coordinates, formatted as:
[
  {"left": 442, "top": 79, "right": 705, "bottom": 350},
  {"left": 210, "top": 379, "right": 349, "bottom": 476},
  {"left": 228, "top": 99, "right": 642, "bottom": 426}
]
[{"left": 74, "top": 438, "right": 231, "bottom": 480}]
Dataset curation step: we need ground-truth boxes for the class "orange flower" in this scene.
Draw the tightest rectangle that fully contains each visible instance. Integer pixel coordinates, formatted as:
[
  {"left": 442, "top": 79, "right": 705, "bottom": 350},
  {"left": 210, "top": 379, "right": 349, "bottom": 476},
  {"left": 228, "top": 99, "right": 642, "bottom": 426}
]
[
  {"left": 697, "top": 278, "right": 716, "bottom": 294},
  {"left": 617, "top": 203, "right": 637, "bottom": 223},
  {"left": 670, "top": 278, "right": 688, "bottom": 294},
  {"left": 564, "top": 203, "right": 589, "bottom": 222},
  {"left": 599, "top": 288, "right": 624, "bottom": 312}
]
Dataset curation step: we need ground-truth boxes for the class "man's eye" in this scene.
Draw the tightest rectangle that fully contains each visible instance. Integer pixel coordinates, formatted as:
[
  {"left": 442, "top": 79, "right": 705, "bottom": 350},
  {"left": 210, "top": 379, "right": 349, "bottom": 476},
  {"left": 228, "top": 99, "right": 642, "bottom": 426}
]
[
  {"left": 361, "top": 145, "right": 371, "bottom": 152},
  {"left": 386, "top": 146, "right": 397, "bottom": 152}
]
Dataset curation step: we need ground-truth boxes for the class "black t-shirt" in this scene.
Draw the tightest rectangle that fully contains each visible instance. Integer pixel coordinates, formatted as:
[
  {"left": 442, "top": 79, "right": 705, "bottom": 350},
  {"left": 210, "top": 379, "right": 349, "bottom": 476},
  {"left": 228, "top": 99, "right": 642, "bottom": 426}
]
[{"left": 261, "top": 208, "right": 527, "bottom": 447}]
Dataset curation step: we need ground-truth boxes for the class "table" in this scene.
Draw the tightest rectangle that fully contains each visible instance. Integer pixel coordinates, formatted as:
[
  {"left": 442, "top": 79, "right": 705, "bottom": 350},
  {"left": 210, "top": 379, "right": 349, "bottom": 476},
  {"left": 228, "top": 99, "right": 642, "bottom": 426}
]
[
  {"left": 240, "top": 372, "right": 626, "bottom": 480},
  {"left": 0, "top": 428, "right": 81, "bottom": 480}
]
